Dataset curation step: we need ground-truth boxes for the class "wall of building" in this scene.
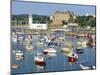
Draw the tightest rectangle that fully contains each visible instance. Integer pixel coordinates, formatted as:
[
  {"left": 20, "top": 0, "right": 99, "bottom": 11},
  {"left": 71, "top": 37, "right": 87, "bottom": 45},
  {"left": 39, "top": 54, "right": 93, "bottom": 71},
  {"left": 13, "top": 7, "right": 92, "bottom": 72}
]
[{"left": 52, "top": 11, "right": 74, "bottom": 25}]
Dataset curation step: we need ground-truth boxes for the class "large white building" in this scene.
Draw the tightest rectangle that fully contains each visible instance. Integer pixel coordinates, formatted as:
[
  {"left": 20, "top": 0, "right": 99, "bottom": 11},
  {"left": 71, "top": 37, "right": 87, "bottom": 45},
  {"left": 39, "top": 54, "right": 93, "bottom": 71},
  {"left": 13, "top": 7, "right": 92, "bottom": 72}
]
[{"left": 29, "top": 14, "right": 48, "bottom": 30}]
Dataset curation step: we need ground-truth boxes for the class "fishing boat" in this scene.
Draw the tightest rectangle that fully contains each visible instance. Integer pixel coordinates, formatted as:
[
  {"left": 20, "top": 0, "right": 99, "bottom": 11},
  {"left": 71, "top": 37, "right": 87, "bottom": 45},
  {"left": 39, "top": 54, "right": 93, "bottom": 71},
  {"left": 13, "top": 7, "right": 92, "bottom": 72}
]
[{"left": 11, "top": 64, "right": 20, "bottom": 69}]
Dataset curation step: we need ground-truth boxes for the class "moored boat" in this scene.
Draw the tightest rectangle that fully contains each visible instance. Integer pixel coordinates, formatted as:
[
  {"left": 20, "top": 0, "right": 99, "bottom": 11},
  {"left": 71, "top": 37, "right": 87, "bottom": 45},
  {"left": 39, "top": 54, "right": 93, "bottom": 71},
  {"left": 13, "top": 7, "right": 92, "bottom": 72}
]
[
  {"left": 34, "top": 55, "right": 46, "bottom": 69},
  {"left": 11, "top": 64, "right": 20, "bottom": 69},
  {"left": 68, "top": 53, "right": 78, "bottom": 64},
  {"left": 61, "top": 48, "right": 73, "bottom": 56},
  {"left": 76, "top": 46, "right": 84, "bottom": 54},
  {"left": 80, "top": 64, "right": 96, "bottom": 70},
  {"left": 15, "top": 52, "right": 24, "bottom": 61},
  {"left": 25, "top": 45, "right": 33, "bottom": 51},
  {"left": 43, "top": 48, "right": 57, "bottom": 57}
]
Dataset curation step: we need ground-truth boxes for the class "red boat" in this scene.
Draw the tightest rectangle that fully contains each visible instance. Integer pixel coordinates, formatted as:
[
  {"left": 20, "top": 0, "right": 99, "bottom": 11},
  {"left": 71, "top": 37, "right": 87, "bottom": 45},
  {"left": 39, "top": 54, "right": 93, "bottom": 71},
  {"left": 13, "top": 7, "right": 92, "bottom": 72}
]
[
  {"left": 35, "top": 61, "right": 46, "bottom": 66},
  {"left": 68, "top": 56, "right": 77, "bottom": 64},
  {"left": 68, "top": 53, "right": 78, "bottom": 64}
]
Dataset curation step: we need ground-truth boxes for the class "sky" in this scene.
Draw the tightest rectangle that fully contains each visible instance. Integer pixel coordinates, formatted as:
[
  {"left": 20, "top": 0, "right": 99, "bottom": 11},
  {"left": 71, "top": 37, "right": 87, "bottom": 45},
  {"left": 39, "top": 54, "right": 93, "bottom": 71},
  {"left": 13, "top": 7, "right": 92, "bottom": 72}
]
[{"left": 12, "top": 1, "right": 96, "bottom": 16}]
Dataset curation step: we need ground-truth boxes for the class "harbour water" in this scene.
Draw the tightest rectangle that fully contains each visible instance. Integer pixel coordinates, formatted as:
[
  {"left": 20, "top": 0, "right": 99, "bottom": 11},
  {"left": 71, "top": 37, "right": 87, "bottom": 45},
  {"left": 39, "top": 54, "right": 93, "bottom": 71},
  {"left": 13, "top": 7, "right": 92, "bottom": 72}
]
[{"left": 11, "top": 31, "right": 96, "bottom": 75}]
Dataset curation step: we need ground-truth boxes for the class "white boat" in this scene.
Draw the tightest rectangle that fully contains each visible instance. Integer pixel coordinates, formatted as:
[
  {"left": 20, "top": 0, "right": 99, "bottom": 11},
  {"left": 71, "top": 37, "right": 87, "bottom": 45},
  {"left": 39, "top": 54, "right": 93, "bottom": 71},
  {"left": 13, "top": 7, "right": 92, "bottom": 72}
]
[
  {"left": 11, "top": 64, "right": 20, "bottom": 69},
  {"left": 12, "top": 50, "right": 16, "bottom": 53},
  {"left": 77, "top": 40, "right": 88, "bottom": 48},
  {"left": 17, "top": 36, "right": 23, "bottom": 42},
  {"left": 14, "top": 50, "right": 24, "bottom": 61},
  {"left": 34, "top": 55, "right": 44, "bottom": 62},
  {"left": 44, "top": 36, "right": 51, "bottom": 43},
  {"left": 15, "top": 52, "right": 24, "bottom": 61},
  {"left": 12, "top": 32, "right": 18, "bottom": 43},
  {"left": 43, "top": 48, "right": 56, "bottom": 53},
  {"left": 12, "top": 50, "right": 21, "bottom": 53},
  {"left": 12, "top": 35, "right": 17, "bottom": 43},
  {"left": 92, "top": 66, "right": 96, "bottom": 69},
  {"left": 79, "top": 64, "right": 95, "bottom": 70},
  {"left": 37, "top": 42, "right": 44, "bottom": 47},
  {"left": 80, "top": 64, "right": 89, "bottom": 70},
  {"left": 36, "top": 65, "right": 45, "bottom": 70},
  {"left": 47, "top": 53, "right": 57, "bottom": 57},
  {"left": 82, "top": 40, "right": 88, "bottom": 48}
]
